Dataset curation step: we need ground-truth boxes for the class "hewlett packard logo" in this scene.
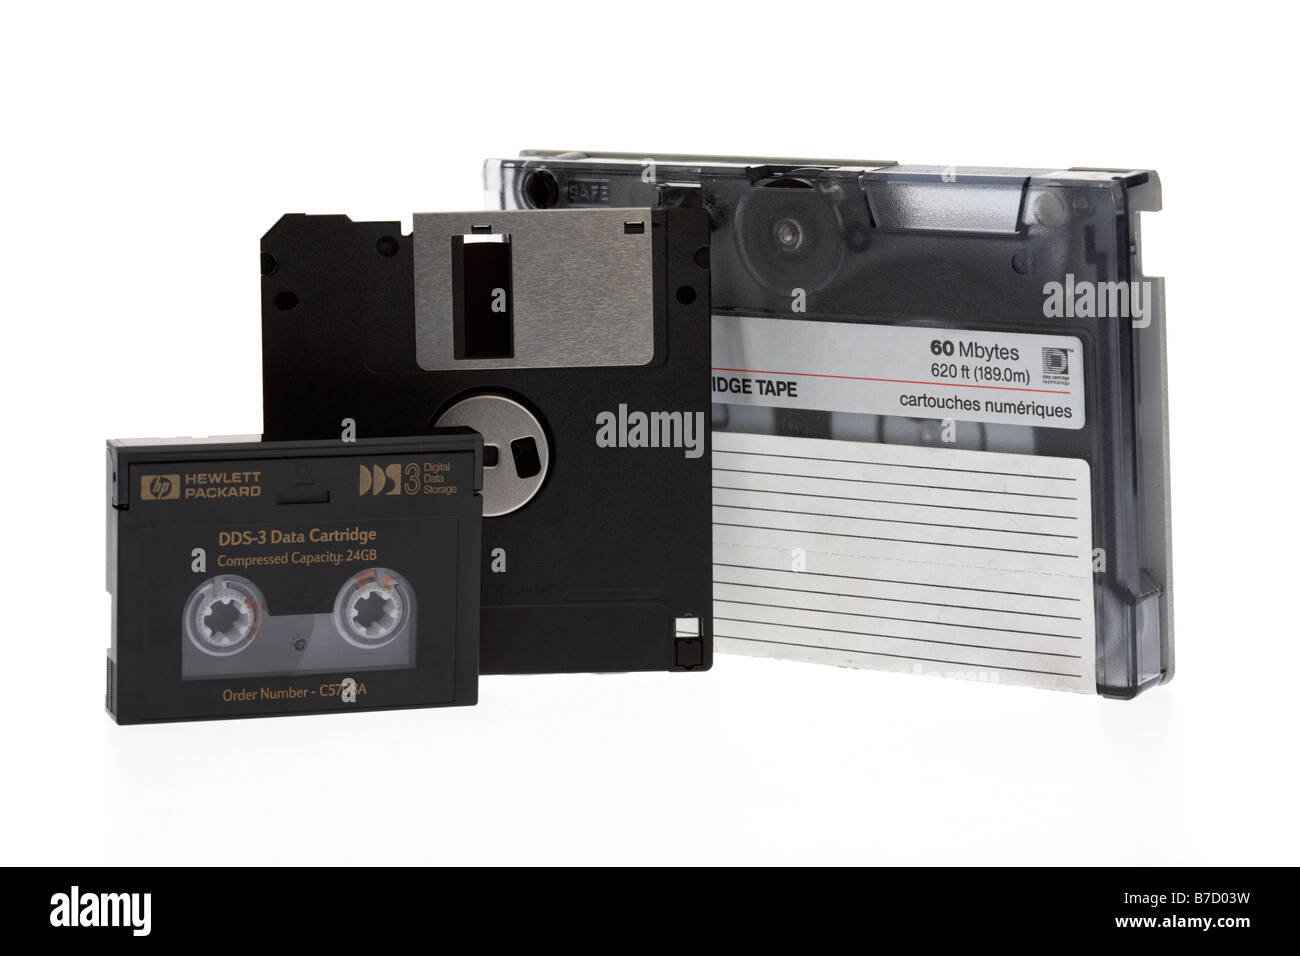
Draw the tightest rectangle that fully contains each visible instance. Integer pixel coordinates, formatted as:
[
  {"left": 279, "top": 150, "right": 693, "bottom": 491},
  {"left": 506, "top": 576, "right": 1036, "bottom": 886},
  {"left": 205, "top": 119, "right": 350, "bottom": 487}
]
[
  {"left": 49, "top": 886, "right": 151, "bottom": 936},
  {"left": 139, "top": 473, "right": 180, "bottom": 500},
  {"left": 595, "top": 404, "right": 706, "bottom": 459}
]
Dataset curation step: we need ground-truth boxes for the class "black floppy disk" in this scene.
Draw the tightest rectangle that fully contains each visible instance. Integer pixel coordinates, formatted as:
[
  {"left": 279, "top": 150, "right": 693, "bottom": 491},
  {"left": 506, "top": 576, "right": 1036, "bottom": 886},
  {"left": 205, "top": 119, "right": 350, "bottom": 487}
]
[{"left": 260, "top": 208, "right": 713, "bottom": 675}]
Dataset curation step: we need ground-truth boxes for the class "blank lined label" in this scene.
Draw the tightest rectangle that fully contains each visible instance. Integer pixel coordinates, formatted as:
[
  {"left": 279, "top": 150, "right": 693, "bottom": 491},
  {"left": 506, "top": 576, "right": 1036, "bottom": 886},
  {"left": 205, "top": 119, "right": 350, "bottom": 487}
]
[{"left": 712, "top": 431, "right": 1096, "bottom": 693}]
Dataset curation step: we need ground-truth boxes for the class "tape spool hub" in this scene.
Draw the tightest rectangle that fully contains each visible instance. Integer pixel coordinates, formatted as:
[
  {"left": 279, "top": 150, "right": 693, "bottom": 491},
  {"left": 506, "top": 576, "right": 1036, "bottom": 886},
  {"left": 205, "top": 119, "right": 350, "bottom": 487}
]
[
  {"left": 333, "top": 568, "right": 412, "bottom": 649},
  {"left": 734, "top": 179, "right": 846, "bottom": 295},
  {"left": 184, "top": 575, "right": 264, "bottom": 657}
]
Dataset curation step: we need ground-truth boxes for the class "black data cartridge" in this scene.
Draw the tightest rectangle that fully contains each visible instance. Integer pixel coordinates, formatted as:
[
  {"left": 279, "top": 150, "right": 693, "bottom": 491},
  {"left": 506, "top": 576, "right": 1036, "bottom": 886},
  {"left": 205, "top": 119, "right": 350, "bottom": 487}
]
[{"left": 106, "top": 433, "right": 483, "bottom": 723}]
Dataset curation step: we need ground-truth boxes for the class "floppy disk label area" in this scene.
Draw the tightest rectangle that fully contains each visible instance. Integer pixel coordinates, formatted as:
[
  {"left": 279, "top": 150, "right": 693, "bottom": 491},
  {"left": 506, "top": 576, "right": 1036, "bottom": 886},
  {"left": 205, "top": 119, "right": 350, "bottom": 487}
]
[
  {"left": 712, "top": 316, "right": 1086, "bottom": 430},
  {"left": 413, "top": 209, "right": 655, "bottom": 371},
  {"left": 712, "top": 431, "right": 1097, "bottom": 692}
]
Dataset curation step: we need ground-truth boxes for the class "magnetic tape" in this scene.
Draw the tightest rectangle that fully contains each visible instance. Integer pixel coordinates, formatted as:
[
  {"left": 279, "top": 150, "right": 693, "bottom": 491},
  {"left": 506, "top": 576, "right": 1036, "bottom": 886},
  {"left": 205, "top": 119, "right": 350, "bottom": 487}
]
[{"left": 489, "top": 151, "right": 1172, "bottom": 697}]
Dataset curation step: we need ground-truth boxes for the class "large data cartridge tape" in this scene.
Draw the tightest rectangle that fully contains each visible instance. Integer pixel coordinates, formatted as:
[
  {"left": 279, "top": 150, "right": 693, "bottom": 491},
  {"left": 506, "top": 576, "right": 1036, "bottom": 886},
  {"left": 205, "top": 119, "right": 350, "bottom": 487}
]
[
  {"left": 260, "top": 208, "right": 713, "bottom": 676},
  {"left": 489, "top": 152, "right": 1171, "bottom": 698},
  {"left": 106, "top": 433, "right": 483, "bottom": 723}
]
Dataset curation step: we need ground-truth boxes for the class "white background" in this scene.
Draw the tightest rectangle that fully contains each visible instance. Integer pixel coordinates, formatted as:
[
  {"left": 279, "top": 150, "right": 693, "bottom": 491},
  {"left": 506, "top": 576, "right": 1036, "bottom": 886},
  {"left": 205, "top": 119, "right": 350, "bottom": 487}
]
[{"left": 2, "top": 2, "right": 1295, "bottom": 865}]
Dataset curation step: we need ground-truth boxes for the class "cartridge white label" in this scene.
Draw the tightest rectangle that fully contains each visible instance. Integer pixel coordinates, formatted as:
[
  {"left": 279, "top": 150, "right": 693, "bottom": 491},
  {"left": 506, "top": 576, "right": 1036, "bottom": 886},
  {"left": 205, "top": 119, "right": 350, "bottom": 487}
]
[
  {"left": 712, "top": 431, "right": 1097, "bottom": 693},
  {"left": 711, "top": 315, "right": 1085, "bottom": 429}
]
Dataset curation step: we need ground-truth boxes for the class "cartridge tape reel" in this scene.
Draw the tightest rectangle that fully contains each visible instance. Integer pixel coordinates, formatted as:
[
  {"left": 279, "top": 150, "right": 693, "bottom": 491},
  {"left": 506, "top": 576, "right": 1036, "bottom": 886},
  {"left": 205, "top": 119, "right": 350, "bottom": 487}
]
[
  {"left": 183, "top": 570, "right": 416, "bottom": 658},
  {"left": 733, "top": 177, "right": 848, "bottom": 296},
  {"left": 183, "top": 575, "right": 265, "bottom": 657},
  {"left": 333, "top": 567, "right": 413, "bottom": 650}
]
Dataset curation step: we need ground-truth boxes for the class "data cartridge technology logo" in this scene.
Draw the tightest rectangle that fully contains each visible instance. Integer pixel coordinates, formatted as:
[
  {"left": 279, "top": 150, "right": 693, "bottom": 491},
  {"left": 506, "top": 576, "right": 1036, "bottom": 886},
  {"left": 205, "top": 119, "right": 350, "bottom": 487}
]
[
  {"left": 1042, "top": 347, "right": 1070, "bottom": 376},
  {"left": 139, "top": 473, "right": 180, "bottom": 500}
]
